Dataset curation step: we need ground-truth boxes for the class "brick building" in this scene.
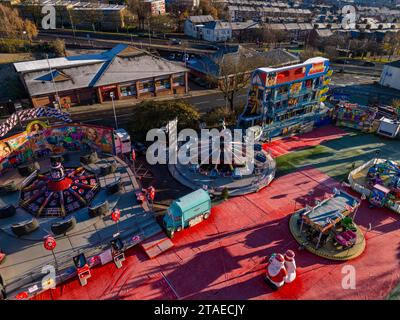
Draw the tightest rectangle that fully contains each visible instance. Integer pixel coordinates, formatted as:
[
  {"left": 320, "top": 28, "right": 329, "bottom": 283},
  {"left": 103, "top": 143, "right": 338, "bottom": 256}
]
[{"left": 14, "top": 44, "right": 188, "bottom": 108}]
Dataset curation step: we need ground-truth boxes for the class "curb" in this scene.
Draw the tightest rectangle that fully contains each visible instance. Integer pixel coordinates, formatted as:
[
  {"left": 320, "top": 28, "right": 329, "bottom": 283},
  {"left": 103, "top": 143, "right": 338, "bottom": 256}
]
[{"left": 69, "top": 90, "right": 219, "bottom": 117}]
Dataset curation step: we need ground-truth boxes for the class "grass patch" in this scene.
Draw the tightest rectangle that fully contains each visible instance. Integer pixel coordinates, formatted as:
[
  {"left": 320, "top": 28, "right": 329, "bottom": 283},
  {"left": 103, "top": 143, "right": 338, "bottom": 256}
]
[
  {"left": 0, "top": 53, "right": 34, "bottom": 64},
  {"left": 276, "top": 145, "right": 331, "bottom": 176},
  {"left": 387, "top": 283, "right": 400, "bottom": 300}
]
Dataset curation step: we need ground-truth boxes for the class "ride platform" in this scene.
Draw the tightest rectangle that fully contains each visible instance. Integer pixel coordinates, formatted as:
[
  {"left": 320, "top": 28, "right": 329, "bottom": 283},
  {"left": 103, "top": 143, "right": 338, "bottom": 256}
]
[{"left": 289, "top": 210, "right": 366, "bottom": 261}]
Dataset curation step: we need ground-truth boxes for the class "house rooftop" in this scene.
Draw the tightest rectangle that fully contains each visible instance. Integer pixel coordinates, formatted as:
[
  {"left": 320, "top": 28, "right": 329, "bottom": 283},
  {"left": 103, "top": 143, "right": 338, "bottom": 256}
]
[
  {"left": 187, "top": 15, "right": 215, "bottom": 24},
  {"left": 386, "top": 60, "right": 400, "bottom": 68},
  {"left": 203, "top": 21, "right": 231, "bottom": 30}
]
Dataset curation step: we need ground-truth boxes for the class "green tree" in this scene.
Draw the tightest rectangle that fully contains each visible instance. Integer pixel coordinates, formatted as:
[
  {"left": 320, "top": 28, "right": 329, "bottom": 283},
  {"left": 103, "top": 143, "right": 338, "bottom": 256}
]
[
  {"left": 129, "top": 100, "right": 200, "bottom": 141},
  {"left": 221, "top": 187, "right": 229, "bottom": 200}
]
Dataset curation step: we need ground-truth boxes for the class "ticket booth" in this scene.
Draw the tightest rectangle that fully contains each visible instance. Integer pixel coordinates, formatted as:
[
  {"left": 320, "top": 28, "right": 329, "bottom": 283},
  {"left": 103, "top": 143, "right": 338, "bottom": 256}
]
[
  {"left": 110, "top": 238, "right": 125, "bottom": 269},
  {"left": 73, "top": 253, "right": 91, "bottom": 286}
]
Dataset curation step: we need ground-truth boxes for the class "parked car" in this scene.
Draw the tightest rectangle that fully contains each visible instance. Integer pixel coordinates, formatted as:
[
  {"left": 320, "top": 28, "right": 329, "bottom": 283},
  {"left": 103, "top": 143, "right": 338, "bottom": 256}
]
[
  {"left": 363, "top": 61, "right": 376, "bottom": 67},
  {"left": 170, "top": 38, "right": 182, "bottom": 45},
  {"left": 132, "top": 141, "right": 147, "bottom": 156},
  {"left": 333, "top": 59, "right": 351, "bottom": 65}
]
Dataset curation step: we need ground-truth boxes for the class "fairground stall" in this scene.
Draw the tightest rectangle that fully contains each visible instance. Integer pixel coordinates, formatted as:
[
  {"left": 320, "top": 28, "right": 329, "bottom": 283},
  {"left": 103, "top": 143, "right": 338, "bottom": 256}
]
[
  {"left": 238, "top": 57, "right": 332, "bottom": 138},
  {"left": 349, "top": 158, "right": 400, "bottom": 214},
  {"left": 289, "top": 189, "right": 366, "bottom": 260},
  {"left": 332, "top": 102, "right": 377, "bottom": 132}
]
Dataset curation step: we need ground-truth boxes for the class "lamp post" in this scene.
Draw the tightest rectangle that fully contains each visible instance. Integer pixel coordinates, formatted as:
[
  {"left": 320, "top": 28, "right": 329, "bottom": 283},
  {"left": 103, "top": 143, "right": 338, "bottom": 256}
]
[
  {"left": 46, "top": 54, "right": 62, "bottom": 110},
  {"left": 353, "top": 193, "right": 366, "bottom": 222},
  {"left": 110, "top": 92, "right": 118, "bottom": 129},
  {"left": 374, "top": 149, "right": 380, "bottom": 160}
]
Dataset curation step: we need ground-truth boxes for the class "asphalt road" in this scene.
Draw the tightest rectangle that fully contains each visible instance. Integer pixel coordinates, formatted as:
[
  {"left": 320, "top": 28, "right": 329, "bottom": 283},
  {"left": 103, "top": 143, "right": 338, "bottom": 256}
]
[
  {"left": 330, "top": 63, "right": 383, "bottom": 77},
  {"left": 38, "top": 31, "right": 217, "bottom": 54},
  {"left": 75, "top": 89, "right": 248, "bottom": 127}
]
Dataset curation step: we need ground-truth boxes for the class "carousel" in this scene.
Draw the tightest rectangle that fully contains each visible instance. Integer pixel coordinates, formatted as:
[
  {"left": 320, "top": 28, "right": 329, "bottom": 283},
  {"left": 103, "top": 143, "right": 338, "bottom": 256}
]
[
  {"left": 289, "top": 188, "right": 366, "bottom": 261},
  {"left": 169, "top": 122, "right": 276, "bottom": 196},
  {"left": 20, "top": 159, "right": 100, "bottom": 217}
]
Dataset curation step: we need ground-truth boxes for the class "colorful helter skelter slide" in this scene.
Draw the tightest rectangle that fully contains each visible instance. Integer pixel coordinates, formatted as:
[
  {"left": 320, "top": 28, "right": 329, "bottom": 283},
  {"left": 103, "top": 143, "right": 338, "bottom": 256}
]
[
  {"left": 20, "top": 161, "right": 100, "bottom": 217},
  {"left": 367, "top": 160, "right": 400, "bottom": 207},
  {"left": 237, "top": 57, "right": 332, "bottom": 138}
]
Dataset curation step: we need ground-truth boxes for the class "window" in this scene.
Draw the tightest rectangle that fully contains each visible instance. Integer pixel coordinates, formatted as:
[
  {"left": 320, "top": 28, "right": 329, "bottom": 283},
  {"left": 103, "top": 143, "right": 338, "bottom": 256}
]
[
  {"left": 294, "top": 68, "right": 303, "bottom": 75},
  {"left": 278, "top": 85, "right": 287, "bottom": 94},
  {"left": 120, "top": 83, "right": 137, "bottom": 97},
  {"left": 138, "top": 79, "right": 155, "bottom": 93},
  {"left": 173, "top": 73, "right": 185, "bottom": 87},
  {"left": 155, "top": 77, "right": 171, "bottom": 90}
]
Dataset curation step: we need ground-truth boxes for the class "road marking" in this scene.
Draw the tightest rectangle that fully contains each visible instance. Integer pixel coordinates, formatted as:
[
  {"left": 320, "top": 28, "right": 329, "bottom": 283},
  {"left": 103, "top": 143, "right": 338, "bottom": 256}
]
[{"left": 194, "top": 101, "right": 210, "bottom": 105}]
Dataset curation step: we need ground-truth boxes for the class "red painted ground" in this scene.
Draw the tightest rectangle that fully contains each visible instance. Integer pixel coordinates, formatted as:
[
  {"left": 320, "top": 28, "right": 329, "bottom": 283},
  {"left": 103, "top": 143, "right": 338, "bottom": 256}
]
[
  {"left": 32, "top": 166, "right": 400, "bottom": 300},
  {"left": 263, "top": 125, "right": 348, "bottom": 157}
]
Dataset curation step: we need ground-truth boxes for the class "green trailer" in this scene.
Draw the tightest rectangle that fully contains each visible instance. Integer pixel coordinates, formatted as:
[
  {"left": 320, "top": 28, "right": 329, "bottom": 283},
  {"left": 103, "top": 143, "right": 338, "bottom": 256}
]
[{"left": 163, "top": 189, "right": 211, "bottom": 238}]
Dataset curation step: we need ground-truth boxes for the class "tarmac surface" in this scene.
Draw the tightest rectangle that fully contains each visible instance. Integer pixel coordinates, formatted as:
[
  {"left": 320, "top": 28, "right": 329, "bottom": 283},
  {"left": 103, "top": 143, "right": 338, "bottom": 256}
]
[{"left": 32, "top": 126, "right": 400, "bottom": 300}]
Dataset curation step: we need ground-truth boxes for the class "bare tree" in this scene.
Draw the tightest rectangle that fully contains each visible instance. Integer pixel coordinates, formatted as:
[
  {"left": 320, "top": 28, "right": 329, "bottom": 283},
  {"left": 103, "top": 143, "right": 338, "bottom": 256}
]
[
  {"left": 300, "top": 47, "right": 322, "bottom": 62},
  {"left": 392, "top": 99, "right": 400, "bottom": 120},
  {"left": 83, "top": 1, "right": 104, "bottom": 31},
  {"left": 0, "top": 3, "right": 37, "bottom": 40},
  {"left": 208, "top": 50, "right": 272, "bottom": 111},
  {"left": 127, "top": 0, "right": 151, "bottom": 30}
]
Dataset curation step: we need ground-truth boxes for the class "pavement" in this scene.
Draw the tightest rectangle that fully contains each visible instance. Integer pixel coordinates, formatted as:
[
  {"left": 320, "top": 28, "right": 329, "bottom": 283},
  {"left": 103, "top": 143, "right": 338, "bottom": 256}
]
[{"left": 31, "top": 125, "right": 400, "bottom": 300}]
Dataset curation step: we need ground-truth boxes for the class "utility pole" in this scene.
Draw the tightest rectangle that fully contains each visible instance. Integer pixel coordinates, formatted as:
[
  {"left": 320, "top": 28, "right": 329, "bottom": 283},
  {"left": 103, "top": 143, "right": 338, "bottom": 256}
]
[
  {"left": 46, "top": 54, "right": 62, "bottom": 110},
  {"left": 110, "top": 92, "right": 118, "bottom": 129},
  {"left": 68, "top": 9, "right": 77, "bottom": 45},
  {"left": 148, "top": 18, "right": 152, "bottom": 46}
]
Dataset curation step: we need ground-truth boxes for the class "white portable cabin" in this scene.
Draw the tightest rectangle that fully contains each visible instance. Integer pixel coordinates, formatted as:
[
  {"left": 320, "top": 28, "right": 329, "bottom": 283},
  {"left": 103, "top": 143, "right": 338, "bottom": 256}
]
[
  {"left": 377, "top": 117, "right": 400, "bottom": 138},
  {"left": 114, "top": 128, "right": 131, "bottom": 154}
]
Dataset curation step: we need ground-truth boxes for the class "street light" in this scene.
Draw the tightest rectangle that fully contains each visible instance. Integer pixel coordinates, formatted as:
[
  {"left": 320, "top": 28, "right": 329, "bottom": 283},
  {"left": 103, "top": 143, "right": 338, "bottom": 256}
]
[{"left": 110, "top": 92, "right": 118, "bottom": 129}]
